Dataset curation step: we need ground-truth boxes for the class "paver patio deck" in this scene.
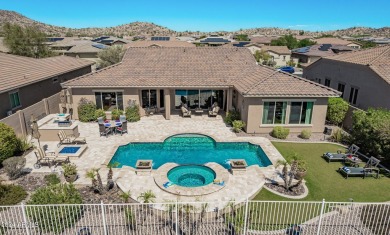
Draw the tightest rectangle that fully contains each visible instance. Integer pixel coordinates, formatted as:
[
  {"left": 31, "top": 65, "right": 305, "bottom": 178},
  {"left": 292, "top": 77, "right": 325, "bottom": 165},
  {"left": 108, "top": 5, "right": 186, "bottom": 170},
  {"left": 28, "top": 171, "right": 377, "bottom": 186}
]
[{"left": 26, "top": 114, "right": 285, "bottom": 210}]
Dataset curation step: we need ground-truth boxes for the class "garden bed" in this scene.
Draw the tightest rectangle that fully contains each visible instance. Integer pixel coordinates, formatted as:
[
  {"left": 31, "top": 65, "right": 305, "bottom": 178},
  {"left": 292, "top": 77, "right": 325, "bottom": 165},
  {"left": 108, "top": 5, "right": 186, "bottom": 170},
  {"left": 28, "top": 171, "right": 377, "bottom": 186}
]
[
  {"left": 264, "top": 183, "right": 306, "bottom": 197},
  {"left": 77, "top": 185, "right": 137, "bottom": 204}
]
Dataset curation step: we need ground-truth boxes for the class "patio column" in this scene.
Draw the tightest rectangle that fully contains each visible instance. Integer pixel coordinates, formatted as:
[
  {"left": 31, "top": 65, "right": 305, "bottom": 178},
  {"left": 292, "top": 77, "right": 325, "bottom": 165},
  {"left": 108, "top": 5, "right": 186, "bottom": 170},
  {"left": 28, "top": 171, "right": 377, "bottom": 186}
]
[
  {"left": 226, "top": 88, "right": 233, "bottom": 111},
  {"left": 164, "top": 89, "right": 171, "bottom": 120}
]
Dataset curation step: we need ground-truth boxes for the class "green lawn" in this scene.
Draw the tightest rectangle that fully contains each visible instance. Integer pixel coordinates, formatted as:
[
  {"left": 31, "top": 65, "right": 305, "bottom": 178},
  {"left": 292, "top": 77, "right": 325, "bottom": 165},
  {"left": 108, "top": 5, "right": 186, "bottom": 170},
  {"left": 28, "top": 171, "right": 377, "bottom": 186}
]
[{"left": 254, "top": 142, "right": 390, "bottom": 202}]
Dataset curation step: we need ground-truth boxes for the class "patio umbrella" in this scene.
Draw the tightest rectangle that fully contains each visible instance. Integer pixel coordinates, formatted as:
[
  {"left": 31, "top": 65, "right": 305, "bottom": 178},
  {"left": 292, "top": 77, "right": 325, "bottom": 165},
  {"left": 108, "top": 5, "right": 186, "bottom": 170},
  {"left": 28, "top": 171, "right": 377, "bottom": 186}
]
[{"left": 30, "top": 114, "right": 41, "bottom": 147}]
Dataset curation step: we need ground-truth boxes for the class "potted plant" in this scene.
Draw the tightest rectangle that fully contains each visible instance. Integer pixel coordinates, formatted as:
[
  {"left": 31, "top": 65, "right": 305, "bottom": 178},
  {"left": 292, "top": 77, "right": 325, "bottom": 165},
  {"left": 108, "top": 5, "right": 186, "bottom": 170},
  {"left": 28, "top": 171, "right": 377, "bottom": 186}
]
[
  {"left": 230, "top": 159, "right": 247, "bottom": 169},
  {"left": 63, "top": 163, "right": 78, "bottom": 183}
]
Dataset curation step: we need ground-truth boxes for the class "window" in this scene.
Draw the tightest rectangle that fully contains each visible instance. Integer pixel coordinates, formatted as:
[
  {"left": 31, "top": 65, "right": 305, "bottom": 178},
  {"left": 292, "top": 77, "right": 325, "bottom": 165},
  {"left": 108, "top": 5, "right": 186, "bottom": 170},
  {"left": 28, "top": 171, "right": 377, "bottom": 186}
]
[
  {"left": 337, "top": 83, "right": 345, "bottom": 98},
  {"left": 9, "top": 91, "right": 21, "bottom": 109},
  {"left": 324, "top": 78, "right": 331, "bottom": 87},
  {"left": 317, "top": 78, "right": 322, "bottom": 84},
  {"left": 141, "top": 90, "right": 157, "bottom": 108},
  {"left": 289, "top": 102, "right": 313, "bottom": 124},
  {"left": 349, "top": 87, "right": 359, "bottom": 105},
  {"left": 94, "top": 92, "right": 123, "bottom": 111},
  {"left": 262, "top": 102, "right": 287, "bottom": 124},
  {"left": 283, "top": 56, "right": 286, "bottom": 61}
]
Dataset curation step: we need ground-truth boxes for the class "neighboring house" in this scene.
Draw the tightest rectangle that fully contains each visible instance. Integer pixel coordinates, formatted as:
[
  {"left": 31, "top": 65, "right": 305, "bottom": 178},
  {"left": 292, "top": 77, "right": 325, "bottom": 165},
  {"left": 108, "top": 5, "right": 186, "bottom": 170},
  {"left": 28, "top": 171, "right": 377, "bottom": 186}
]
[
  {"left": 292, "top": 44, "right": 355, "bottom": 67},
  {"left": 126, "top": 41, "right": 196, "bottom": 48},
  {"left": 50, "top": 39, "right": 108, "bottom": 64},
  {"left": 303, "top": 45, "right": 390, "bottom": 110},
  {"left": 176, "top": 36, "right": 196, "bottom": 42},
  {"left": 62, "top": 47, "right": 339, "bottom": 134},
  {"left": 0, "top": 53, "right": 93, "bottom": 118},
  {"left": 249, "top": 36, "right": 280, "bottom": 45},
  {"left": 314, "top": 38, "right": 362, "bottom": 49},
  {"left": 196, "top": 36, "right": 231, "bottom": 46},
  {"left": 245, "top": 44, "right": 292, "bottom": 67},
  {"left": 92, "top": 36, "right": 130, "bottom": 45},
  {"left": 0, "top": 37, "right": 10, "bottom": 53}
]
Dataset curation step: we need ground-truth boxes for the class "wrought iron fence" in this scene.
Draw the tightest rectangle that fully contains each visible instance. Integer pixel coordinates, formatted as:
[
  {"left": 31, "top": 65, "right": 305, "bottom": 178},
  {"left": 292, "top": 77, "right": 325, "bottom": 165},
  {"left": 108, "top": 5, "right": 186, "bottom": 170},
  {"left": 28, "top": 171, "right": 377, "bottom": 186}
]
[{"left": 0, "top": 200, "right": 389, "bottom": 235}]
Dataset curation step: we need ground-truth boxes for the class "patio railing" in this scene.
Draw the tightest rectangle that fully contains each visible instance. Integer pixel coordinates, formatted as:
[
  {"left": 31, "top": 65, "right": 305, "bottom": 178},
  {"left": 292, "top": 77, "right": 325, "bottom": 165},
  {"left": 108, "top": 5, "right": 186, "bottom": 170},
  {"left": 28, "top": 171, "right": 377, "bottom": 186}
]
[{"left": 0, "top": 199, "right": 388, "bottom": 235}]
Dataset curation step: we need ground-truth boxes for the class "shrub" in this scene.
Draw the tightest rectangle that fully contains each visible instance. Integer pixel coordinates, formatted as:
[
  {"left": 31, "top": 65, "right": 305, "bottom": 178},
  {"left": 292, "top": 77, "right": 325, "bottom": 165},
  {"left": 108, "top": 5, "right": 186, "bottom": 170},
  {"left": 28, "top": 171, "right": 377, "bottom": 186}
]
[
  {"left": 271, "top": 126, "right": 290, "bottom": 139},
  {"left": 125, "top": 105, "right": 140, "bottom": 122},
  {"left": 224, "top": 109, "right": 241, "bottom": 126},
  {"left": 0, "top": 184, "right": 27, "bottom": 205},
  {"left": 15, "top": 136, "right": 32, "bottom": 155},
  {"left": 2, "top": 157, "right": 26, "bottom": 180},
  {"left": 77, "top": 98, "right": 96, "bottom": 122},
  {"left": 94, "top": 109, "right": 106, "bottom": 120},
  {"left": 330, "top": 128, "right": 350, "bottom": 143},
  {"left": 351, "top": 108, "right": 390, "bottom": 163},
  {"left": 0, "top": 123, "right": 18, "bottom": 164},
  {"left": 300, "top": 129, "right": 311, "bottom": 139},
  {"left": 44, "top": 174, "right": 61, "bottom": 186},
  {"left": 62, "top": 163, "right": 78, "bottom": 182},
  {"left": 111, "top": 109, "right": 124, "bottom": 120},
  {"left": 27, "top": 184, "right": 83, "bottom": 233},
  {"left": 232, "top": 120, "right": 246, "bottom": 133},
  {"left": 327, "top": 97, "right": 349, "bottom": 125}
]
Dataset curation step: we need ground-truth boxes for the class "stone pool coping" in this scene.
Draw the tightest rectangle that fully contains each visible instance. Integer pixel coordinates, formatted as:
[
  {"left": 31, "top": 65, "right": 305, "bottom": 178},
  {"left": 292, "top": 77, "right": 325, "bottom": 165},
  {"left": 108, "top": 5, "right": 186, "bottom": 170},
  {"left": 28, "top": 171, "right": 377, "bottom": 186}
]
[
  {"left": 57, "top": 145, "right": 88, "bottom": 158},
  {"left": 154, "top": 162, "right": 229, "bottom": 196}
]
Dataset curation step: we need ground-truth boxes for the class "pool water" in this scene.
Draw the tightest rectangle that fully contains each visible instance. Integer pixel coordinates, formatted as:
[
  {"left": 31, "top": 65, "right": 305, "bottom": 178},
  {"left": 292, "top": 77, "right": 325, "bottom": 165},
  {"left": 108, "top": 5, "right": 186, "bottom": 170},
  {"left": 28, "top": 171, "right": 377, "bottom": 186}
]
[
  {"left": 168, "top": 165, "right": 216, "bottom": 187},
  {"left": 59, "top": 147, "right": 80, "bottom": 154},
  {"left": 110, "top": 134, "right": 272, "bottom": 169}
]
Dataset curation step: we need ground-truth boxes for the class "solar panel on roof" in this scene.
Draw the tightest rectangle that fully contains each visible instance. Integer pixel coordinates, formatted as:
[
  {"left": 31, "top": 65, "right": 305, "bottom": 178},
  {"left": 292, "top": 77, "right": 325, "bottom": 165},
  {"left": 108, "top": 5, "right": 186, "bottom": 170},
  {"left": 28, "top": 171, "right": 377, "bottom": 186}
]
[
  {"left": 233, "top": 42, "right": 250, "bottom": 47},
  {"left": 92, "top": 44, "right": 108, "bottom": 49},
  {"left": 319, "top": 44, "right": 332, "bottom": 51},
  {"left": 151, "top": 36, "right": 170, "bottom": 41}
]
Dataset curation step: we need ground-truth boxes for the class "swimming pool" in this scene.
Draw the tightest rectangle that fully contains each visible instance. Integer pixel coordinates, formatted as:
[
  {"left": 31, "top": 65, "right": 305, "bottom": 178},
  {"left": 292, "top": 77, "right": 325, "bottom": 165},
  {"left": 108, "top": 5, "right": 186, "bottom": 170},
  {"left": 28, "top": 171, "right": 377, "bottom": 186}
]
[{"left": 110, "top": 134, "right": 272, "bottom": 169}]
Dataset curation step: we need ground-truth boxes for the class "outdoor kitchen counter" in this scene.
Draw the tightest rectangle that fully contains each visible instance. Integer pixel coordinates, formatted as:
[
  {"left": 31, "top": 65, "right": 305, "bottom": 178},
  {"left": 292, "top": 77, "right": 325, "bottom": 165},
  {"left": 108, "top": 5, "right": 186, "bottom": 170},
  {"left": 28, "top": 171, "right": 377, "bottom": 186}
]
[{"left": 37, "top": 114, "right": 80, "bottom": 141}]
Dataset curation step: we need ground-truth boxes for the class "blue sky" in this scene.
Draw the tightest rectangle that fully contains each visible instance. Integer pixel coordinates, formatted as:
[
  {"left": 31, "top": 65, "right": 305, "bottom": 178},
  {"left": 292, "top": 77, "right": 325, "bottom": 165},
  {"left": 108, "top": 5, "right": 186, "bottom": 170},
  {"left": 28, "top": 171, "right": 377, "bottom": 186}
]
[{"left": 1, "top": 0, "right": 389, "bottom": 32}]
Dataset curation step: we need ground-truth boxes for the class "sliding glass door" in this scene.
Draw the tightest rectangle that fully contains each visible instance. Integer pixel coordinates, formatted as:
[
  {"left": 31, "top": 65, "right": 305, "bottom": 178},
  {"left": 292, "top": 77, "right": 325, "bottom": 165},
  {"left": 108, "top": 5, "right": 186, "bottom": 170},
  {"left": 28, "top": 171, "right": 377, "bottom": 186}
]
[
  {"left": 95, "top": 92, "right": 123, "bottom": 111},
  {"left": 175, "top": 89, "right": 224, "bottom": 109}
]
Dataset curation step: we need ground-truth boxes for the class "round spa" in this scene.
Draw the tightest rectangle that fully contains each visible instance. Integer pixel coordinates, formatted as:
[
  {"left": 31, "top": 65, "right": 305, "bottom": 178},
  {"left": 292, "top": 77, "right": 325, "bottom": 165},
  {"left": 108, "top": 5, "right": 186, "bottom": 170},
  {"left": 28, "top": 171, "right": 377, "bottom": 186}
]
[{"left": 167, "top": 165, "right": 216, "bottom": 188}]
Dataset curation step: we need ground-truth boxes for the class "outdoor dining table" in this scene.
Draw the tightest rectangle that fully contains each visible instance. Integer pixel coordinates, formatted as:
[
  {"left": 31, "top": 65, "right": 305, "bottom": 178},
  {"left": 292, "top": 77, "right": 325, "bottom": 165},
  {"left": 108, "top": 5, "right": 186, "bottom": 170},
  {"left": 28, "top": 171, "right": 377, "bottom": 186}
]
[{"left": 104, "top": 121, "right": 122, "bottom": 134}]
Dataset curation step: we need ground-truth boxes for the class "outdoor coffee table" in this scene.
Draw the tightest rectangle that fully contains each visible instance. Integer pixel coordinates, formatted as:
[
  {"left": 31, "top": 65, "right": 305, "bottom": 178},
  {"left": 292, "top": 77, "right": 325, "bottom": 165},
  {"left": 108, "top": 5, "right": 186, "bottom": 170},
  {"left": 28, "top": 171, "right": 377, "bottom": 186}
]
[{"left": 194, "top": 108, "right": 204, "bottom": 116}]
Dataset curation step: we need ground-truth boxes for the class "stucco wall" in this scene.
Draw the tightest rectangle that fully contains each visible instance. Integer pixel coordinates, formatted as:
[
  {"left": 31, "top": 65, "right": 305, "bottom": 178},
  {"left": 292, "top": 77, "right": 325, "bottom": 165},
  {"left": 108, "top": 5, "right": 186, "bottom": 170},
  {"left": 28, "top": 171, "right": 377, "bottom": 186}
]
[
  {"left": 0, "top": 66, "right": 91, "bottom": 119},
  {"left": 242, "top": 96, "right": 328, "bottom": 134},
  {"left": 303, "top": 59, "right": 390, "bottom": 110}
]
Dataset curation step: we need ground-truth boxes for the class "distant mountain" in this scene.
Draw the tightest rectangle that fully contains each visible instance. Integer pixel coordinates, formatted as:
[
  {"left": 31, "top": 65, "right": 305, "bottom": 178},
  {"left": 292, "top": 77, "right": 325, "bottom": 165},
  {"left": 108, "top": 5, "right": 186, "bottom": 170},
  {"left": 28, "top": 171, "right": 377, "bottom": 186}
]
[
  {"left": 0, "top": 10, "right": 389, "bottom": 37},
  {"left": 0, "top": 10, "right": 176, "bottom": 37}
]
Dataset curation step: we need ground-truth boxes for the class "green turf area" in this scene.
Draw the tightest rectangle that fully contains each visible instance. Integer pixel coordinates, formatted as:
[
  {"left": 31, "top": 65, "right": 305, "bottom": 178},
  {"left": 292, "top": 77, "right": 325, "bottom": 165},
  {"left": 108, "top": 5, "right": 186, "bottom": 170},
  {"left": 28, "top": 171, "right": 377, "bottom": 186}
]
[{"left": 254, "top": 142, "right": 390, "bottom": 202}]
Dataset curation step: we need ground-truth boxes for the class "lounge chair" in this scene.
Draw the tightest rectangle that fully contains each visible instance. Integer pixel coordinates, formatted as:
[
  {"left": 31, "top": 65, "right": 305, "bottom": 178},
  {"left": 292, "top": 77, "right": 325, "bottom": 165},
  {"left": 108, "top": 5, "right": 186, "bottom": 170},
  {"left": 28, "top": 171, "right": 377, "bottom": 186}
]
[
  {"left": 339, "top": 156, "right": 380, "bottom": 179},
  {"left": 115, "top": 121, "right": 128, "bottom": 135},
  {"left": 323, "top": 144, "right": 360, "bottom": 162},
  {"left": 99, "top": 123, "right": 111, "bottom": 137},
  {"left": 208, "top": 103, "right": 220, "bottom": 117},
  {"left": 181, "top": 106, "right": 191, "bottom": 118},
  {"left": 119, "top": 115, "right": 126, "bottom": 122},
  {"left": 57, "top": 130, "right": 86, "bottom": 147},
  {"left": 34, "top": 147, "right": 69, "bottom": 168}
]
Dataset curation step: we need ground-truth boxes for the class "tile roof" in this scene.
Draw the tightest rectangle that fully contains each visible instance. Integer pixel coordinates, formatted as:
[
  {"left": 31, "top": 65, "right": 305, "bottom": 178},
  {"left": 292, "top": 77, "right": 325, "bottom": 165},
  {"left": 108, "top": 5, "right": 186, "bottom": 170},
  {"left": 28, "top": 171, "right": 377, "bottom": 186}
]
[
  {"left": 261, "top": 46, "right": 291, "bottom": 55},
  {"left": 314, "top": 38, "right": 361, "bottom": 46},
  {"left": 126, "top": 41, "right": 195, "bottom": 48},
  {"left": 0, "top": 53, "right": 94, "bottom": 93},
  {"left": 62, "top": 47, "right": 339, "bottom": 97},
  {"left": 323, "top": 45, "right": 390, "bottom": 84},
  {"left": 249, "top": 36, "right": 280, "bottom": 44}
]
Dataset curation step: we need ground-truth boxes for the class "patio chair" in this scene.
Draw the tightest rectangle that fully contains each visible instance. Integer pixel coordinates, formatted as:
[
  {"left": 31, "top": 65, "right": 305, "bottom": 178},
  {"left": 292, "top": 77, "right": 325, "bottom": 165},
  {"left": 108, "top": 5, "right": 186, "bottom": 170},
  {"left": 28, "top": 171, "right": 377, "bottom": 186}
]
[
  {"left": 99, "top": 123, "right": 111, "bottom": 137},
  {"left": 181, "top": 106, "right": 191, "bottom": 118},
  {"left": 97, "top": 117, "right": 105, "bottom": 124},
  {"left": 119, "top": 115, "right": 126, "bottom": 123},
  {"left": 57, "top": 130, "right": 86, "bottom": 147},
  {"left": 34, "top": 147, "right": 69, "bottom": 168},
  {"left": 323, "top": 144, "right": 360, "bottom": 162},
  {"left": 208, "top": 103, "right": 220, "bottom": 117},
  {"left": 115, "top": 121, "right": 128, "bottom": 135},
  {"left": 339, "top": 156, "right": 380, "bottom": 179}
]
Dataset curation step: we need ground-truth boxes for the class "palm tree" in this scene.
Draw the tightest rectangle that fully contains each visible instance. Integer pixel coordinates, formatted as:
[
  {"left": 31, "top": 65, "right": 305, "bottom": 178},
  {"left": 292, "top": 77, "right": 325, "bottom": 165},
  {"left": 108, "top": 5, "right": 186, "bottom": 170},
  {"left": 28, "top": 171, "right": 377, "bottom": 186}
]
[
  {"left": 137, "top": 190, "right": 156, "bottom": 203},
  {"left": 107, "top": 162, "right": 120, "bottom": 181},
  {"left": 94, "top": 168, "right": 104, "bottom": 195},
  {"left": 120, "top": 190, "right": 131, "bottom": 203},
  {"left": 85, "top": 169, "right": 98, "bottom": 193}
]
